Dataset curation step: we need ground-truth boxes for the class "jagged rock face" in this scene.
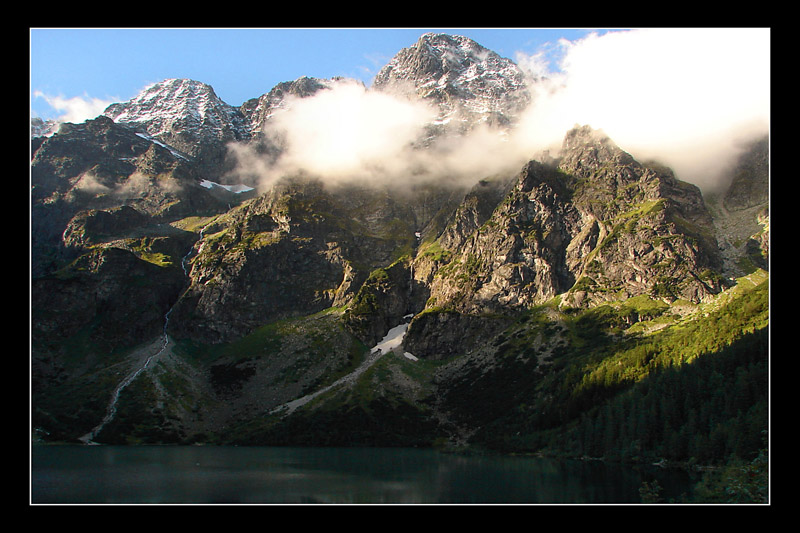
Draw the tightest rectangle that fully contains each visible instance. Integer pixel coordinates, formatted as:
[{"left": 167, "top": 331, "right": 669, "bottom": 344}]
[
  {"left": 32, "top": 116, "right": 158, "bottom": 202},
  {"left": 169, "top": 178, "right": 462, "bottom": 344},
  {"left": 103, "top": 78, "right": 249, "bottom": 147},
  {"left": 342, "top": 259, "right": 415, "bottom": 346},
  {"left": 103, "top": 78, "right": 250, "bottom": 172},
  {"left": 425, "top": 161, "right": 582, "bottom": 313},
  {"left": 30, "top": 115, "right": 240, "bottom": 277},
  {"left": 239, "top": 76, "right": 335, "bottom": 137},
  {"left": 560, "top": 127, "right": 714, "bottom": 227},
  {"left": 168, "top": 181, "right": 343, "bottom": 343},
  {"left": 554, "top": 126, "right": 725, "bottom": 306},
  {"left": 32, "top": 246, "right": 186, "bottom": 359},
  {"left": 373, "top": 32, "right": 531, "bottom": 131},
  {"left": 723, "top": 136, "right": 769, "bottom": 212},
  {"left": 419, "top": 126, "right": 725, "bottom": 324},
  {"left": 30, "top": 115, "right": 226, "bottom": 215}
]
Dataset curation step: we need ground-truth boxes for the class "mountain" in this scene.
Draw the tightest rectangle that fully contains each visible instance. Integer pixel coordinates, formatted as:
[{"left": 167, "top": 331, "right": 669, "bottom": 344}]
[
  {"left": 30, "top": 114, "right": 254, "bottom": 277},
  {"left": 101, "top": 78, "right": 250, "bottom": 175},
  {"left": 418, "top": 126, "right": 723, "bottom": 318},
  {"left": 31, "top": 33, "right": 769, "bottom": 483},
  {"left": 373, "top": 32, "right": 531, "bottom": 132},
  {"left": 103, "top": 78, "right": 249, "bottom": 149}
]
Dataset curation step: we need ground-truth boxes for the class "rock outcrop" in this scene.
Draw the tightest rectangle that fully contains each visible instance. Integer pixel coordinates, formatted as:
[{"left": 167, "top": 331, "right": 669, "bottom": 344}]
[{"left": 413, "top": 126, "right": 724, "bottom": 335}]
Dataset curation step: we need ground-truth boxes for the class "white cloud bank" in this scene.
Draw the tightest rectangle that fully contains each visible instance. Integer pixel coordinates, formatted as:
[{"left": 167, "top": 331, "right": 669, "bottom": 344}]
[
  {"left": 230, "top": 28, "right": 769, "bottom": 194},
  {"left": 267, "top": 80, "right": 436, "bottom": 180},
  {"left": 511, "top": 28, "right": 771, "bottom": 191},
  {"left": 33, "top": 91, "right": 114, "bottom": 124},
  {"left": 227, "top": 79, "right": 537, "bottom": 192}
]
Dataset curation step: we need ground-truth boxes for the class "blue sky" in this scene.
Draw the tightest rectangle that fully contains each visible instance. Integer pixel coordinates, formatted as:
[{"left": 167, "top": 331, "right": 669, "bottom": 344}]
[{"left": 30, "top": 27, "right": 604, "bottom": 120}]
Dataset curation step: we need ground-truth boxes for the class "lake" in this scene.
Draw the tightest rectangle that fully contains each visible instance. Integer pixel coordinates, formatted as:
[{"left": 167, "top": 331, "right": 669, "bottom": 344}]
[{"left": 31, "top": 445, "right": 696, "bottom": 504}]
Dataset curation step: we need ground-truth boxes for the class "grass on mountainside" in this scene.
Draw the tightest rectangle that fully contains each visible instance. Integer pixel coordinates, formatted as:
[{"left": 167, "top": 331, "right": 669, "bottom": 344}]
[{"left": 470, "top": 273, "right": 768, "bottom": 470}]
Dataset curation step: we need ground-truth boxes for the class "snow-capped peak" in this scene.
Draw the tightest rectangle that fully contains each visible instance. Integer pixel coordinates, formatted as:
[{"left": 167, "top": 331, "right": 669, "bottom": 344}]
[
  {"left": 373, "top": 33, "right": 531, "bottom": 129},
  {"left": 103, "top": 78, "right": 249, "bottom": 155}
]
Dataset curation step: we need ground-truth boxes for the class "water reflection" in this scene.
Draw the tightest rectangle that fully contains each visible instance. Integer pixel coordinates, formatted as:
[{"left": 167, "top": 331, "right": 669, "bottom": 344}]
[{"left": 31, "top": 446, "right": 695, "bottom": 504}]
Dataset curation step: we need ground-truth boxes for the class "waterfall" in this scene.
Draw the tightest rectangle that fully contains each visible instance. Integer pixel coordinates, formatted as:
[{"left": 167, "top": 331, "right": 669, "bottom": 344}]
[
  {"left": 79, "top": 225, "right": 206, "bottom": 444},
  {"left": 409, "top": 231, "right": 420, "bottom": 299}
]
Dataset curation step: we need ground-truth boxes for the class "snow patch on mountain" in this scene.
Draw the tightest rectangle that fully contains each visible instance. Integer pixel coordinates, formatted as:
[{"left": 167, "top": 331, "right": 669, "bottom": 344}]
[
  {"left": 134, "top": 132, "right": 190, "bottom": 160},
  {"left": 198, "top": 179, "right": 254, "bottom": 194}
]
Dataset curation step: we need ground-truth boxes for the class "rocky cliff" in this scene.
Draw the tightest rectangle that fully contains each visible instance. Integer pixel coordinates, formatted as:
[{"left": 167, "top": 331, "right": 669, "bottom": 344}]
[{"left": 422, "top": 127, "right": 722, "bottom": 311}]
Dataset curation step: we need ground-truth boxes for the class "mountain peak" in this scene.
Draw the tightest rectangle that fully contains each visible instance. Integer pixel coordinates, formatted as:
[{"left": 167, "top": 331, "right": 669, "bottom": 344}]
[
  {"left": 415, "top": 32, "right": 494, "bottom": 59},
  {"left": 373, "top": 33, "right": 531, "bottom": 130},
  {"left": 375, "top": 32, "right": 519, "bottom": 87},
  {"left": 103, "top": 77, "right": 249, "bottom": 158},
  {"left": 104, "top": 78, "right": 220, "bottom": 119},
  {"left": 558, "top": 125, "right": 637, "bottom": 172}
]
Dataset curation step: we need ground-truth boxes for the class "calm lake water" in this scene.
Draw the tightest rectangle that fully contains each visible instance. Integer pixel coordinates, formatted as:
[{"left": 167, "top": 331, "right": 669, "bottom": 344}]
[{"left": 31, "top": 445, "right": 696, "bottom": 504}]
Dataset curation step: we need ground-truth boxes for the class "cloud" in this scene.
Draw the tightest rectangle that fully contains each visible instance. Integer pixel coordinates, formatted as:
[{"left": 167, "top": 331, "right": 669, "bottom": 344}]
[
  {"left": 227, "top": 79, "right": 445, "bottom": 190},
  {"left": 270, "top": 79, "right": 435, "bottom": 179},
  {"left": 226, "top": 29, "right": 770, "bottom": 194},
  {"left": 225, "top": 78, "right": 531, "bottom": 192},
  {"left": 71, "top": 171, "right": 184, "bottom": 200},
  {"left": 34, "top": 91, "right": 115, "bottom": 124},
  {"left": 73, "top": 172, "right": 111, "bottom": 194},
  {"left": 511, "top": 28, "right": 771, "bottom": 190}
]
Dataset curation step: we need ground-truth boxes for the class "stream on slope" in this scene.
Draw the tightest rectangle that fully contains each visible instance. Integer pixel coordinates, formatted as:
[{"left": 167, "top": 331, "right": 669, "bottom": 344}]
[{"left": 80, "top": 226, "right": 206, "bottom": 444}]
